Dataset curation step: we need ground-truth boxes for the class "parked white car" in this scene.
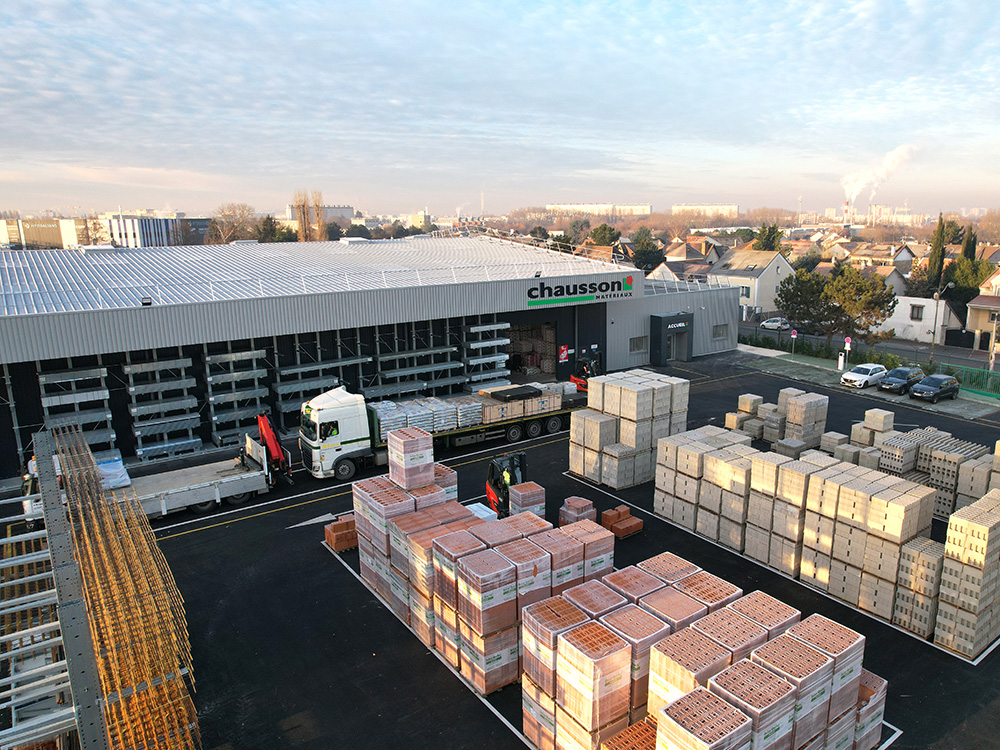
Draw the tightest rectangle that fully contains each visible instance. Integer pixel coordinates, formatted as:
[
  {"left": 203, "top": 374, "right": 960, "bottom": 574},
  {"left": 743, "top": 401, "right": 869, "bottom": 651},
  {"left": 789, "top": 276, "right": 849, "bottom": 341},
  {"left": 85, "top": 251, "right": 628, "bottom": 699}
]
[
  {"left": 841, "top": 363, "right": 887, "bottom": 388},
  {"left": 760, "top": 317, "right": 791, "bottom": 331}
]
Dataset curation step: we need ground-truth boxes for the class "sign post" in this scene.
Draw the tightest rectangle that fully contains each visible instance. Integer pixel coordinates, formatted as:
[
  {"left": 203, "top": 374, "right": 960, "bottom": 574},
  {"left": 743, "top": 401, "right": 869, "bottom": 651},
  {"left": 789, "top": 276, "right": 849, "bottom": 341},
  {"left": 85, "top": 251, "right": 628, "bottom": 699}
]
[
  {"left": 844, "top": 336, "right": 852, "bottom": 366},
  {"left": 790, "top": 329, "right": 797, "bottom": 356}
]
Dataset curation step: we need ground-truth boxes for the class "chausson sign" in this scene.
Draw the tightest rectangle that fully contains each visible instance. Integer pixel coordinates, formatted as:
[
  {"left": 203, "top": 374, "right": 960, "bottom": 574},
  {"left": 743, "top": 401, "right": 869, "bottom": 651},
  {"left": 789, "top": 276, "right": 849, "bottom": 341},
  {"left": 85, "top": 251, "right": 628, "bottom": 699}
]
[{"left": 527, "top": 275, "right": 635, "bottom": 307}]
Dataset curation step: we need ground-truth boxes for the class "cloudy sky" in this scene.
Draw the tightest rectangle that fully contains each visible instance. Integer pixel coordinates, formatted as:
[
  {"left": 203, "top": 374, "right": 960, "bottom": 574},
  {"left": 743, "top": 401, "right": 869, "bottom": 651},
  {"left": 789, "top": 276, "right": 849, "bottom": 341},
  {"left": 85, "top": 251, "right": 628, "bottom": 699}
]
[{"left": 1, "top": 0, "right": 998, "bottom": 218}]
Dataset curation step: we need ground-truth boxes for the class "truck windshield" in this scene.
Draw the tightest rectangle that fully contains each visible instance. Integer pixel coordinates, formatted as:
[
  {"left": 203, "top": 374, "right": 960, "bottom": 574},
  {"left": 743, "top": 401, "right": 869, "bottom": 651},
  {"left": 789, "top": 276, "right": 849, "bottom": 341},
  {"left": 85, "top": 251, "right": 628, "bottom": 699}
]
[{"left": 300, "top": 413, "right": 318, "bottom": 442}]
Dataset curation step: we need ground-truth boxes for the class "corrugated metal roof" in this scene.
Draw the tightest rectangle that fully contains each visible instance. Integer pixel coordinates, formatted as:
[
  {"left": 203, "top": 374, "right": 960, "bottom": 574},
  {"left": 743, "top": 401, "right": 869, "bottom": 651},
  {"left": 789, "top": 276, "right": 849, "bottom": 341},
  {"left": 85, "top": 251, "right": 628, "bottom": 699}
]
[{"left": 0, "top": 235, "right": 623, "bottom": 316}]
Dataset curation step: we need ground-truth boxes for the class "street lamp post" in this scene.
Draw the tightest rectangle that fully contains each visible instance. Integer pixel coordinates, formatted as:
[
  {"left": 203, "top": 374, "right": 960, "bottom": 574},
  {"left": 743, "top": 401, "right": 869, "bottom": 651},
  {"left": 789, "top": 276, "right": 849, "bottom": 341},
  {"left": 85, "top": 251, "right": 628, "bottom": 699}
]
[{"left": 928, "top": 281, "right": 955, "bottom": 367}]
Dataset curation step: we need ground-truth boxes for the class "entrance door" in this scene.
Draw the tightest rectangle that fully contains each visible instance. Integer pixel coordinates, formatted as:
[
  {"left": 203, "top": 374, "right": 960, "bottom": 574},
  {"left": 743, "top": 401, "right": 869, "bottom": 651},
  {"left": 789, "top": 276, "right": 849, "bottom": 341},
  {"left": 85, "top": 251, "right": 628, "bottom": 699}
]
[{"left": 664, "top": 334, "right": 675, "bottom": 361}]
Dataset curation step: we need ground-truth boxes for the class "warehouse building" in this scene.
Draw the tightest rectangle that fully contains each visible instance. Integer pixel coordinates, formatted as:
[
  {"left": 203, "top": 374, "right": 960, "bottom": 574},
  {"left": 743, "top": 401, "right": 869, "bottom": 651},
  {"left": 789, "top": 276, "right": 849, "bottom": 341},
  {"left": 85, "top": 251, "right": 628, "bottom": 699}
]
[{"left": 0, "top": 234, "right": 737, "bottom": 476}]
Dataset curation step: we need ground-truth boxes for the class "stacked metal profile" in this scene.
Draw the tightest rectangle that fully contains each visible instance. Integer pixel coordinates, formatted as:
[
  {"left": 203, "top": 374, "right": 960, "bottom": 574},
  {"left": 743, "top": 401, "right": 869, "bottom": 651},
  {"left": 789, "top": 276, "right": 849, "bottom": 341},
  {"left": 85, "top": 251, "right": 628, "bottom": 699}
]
[
  {"left": 601, "top": 605, "right": 672, "bottom": 721},
  {"left": 532, "top": 528, "right": 586, "bottom": 595},
  {"left": 707, "top": 659, "right": 796, "bottom": 750},
  {"left": 556, "top": 621, "right": 633, "bottom": 749},
  {"left": 893, "top": 536, "right": 945, "bottom": 638},
  {"left": 569, "top": 370, "right": 689, "bottom": 489},
  {"left": 457, "top": 549, "right": 520, "bottom": 694},
  {"left": 750, "top": 635, "right": 833, "bottom": 749},
  {"left": 655, "top": 687, "right": 751, "bottom": 750},
  {"left": 934, "top": 490, "right": 1000, "bottom": 657},
  {"left": 854, "top": 669, "right": 888, "bottom": 750},
  {"left": 562, "top": 519, "right": 616, "bottom": 581},
  {"left": 512, "top": 481, "right": 547, "bottom": 516}
]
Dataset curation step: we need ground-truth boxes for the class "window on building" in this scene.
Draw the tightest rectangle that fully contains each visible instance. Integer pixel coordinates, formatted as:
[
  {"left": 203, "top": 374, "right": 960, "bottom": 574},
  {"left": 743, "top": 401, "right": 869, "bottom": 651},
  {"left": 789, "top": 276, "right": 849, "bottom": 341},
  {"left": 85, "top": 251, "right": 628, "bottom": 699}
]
[
  {"left": 712, "top": 324, "right": 728, "bottom": 339},
  {"left": 910, "top": 305, "right": 924, "bottom": 321},
  {"left": 739, "top": 285, "right": 750, "bottom": 298},
  {"left": 629, "top": 336, "right": 648, "bottom": 354},
  {"left": 991, "top": 312, "right": 999, "bottom": 323}
]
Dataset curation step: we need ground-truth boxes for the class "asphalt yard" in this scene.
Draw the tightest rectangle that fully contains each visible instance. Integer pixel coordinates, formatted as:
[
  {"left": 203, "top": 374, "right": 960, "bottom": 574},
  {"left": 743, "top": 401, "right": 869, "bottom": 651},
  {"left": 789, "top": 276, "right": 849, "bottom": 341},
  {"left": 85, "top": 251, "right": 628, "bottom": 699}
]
[{"left": 154, "top": 353, "right": 1000, "bottom": 750}]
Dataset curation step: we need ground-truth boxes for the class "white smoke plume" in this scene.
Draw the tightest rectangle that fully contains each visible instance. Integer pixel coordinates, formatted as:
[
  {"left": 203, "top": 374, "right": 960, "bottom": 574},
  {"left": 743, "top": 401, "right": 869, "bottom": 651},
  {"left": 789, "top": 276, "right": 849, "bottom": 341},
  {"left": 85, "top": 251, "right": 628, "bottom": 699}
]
[{"left": 840, "top": 144, "right": 918, "bottom": 206}]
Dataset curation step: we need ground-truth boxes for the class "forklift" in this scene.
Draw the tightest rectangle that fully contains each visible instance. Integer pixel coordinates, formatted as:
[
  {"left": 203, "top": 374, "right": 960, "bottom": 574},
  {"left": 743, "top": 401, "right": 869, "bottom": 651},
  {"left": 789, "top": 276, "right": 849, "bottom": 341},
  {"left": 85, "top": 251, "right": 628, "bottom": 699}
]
[
  {"left": 485, "top": 452, "right": 527, "bottom": 519},
  {"left": 569, "top": 353, "right": 603, "bottom": 394}
]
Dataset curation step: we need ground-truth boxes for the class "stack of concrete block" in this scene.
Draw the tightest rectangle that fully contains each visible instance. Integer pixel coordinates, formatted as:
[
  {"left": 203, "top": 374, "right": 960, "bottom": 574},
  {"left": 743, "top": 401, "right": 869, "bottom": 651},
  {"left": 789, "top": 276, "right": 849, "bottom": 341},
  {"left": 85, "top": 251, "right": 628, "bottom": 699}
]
[
  {"left": 562, "top": 519, "right": 615, "bottom": 581},
  {"left": 784, "top": 392, "right": 829, "bottom": 449},
  {"left": 956, "top": 454, "right": 994, "bottom": 510},
  {"left": 820, "top": 431, "right": 849, "bottom": 453},
  {"left": 533, "top": 528, "right": 585, "bottom": 595},
  {"left": 770, "top": 460, "right": 820, "bottom": 576},
  {"left": 893, "top": 536, "right": 945, "bottom": 639},
  {"left": 935, "top": 491, "right": 1000, "bottom": 657},
  {"left": 555, "top": 621, "right": 632, "bottom": 750},
  {"left": 725, "top": 393, "right": 763, "bottom": 433},
  {"left": 927, "top": 438, "right": 991, "bottom": 518},
  {"left": 601, "top": 604, "right": 672, "bottom": 722},
  {"left": 744, "top": 453, "right": 793, "bottom": 565},
  {"left": 758, "top": 403, "right": 785, "bottom": 444},
  {"left": 708, "top": 659, "right": 796, "bottom": 750},
  {"left": 647, "top": 628, "right": 732, "bottom": 717},
  {"left": 560, "top": 496, "right": 597, "bottom": 526},
  {"left": 654, "top": 687, "right": 751, "bottom": 750},
  {"left": 602, "top": 443, "right": 637, "bottom": 490},
  {"left": 565, "top": 580, "right": 628, "bottom": 620},
  {"left": 751, "top": 635, "right": 834, "bottom": 749},
  {"left": 854, "top": 669, "right": 888, "bottom": 750},
  {"left": 510, "top": 481, "right": 546, "bottom": 517},
  {"left": 602, "top": 566, "right": 666, "bottom": 605}
]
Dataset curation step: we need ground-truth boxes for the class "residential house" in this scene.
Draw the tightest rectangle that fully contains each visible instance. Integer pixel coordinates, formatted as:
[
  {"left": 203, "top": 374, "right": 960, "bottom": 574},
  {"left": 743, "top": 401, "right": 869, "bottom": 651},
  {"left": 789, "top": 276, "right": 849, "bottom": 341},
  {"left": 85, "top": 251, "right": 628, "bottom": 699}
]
[
  {"left": 662, "top": 241, "right": 722, "bottom": 264},
  {"left": 647, "top": 260, "right": 714, "bottom": 282},
  {"left": 707, "top": 246, "right": 794, "bottom": 320},
  {"left": 966, "top": 267, "right": 1000, "bottom": 351},
  {"left": 846, "top": 244, "right": 914, "bottom": 273}
]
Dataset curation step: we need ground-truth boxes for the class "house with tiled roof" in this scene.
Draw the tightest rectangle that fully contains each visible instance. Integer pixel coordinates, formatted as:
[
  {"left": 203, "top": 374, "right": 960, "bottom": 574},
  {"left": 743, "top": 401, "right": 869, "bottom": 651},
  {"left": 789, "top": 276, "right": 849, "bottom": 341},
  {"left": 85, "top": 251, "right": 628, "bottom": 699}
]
[
  {"left": 707, "top": 246, "right": 793, "bottom": 319},
  {"left": 846, "top": 244, "right": 914, "bottom": 273},
  {"left": 966, "top": 267, "right": 1000, "bottom": 351}
]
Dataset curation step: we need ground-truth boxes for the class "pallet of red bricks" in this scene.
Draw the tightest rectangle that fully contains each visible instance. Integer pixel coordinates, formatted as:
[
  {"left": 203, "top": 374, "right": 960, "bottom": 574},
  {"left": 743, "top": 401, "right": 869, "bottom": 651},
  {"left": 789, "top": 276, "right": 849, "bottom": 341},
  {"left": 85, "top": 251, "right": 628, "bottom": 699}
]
[
  {"left": 561, "top": 496, "right": 598, "bottom": 525},
  {"left": 323, "top": 513, "right": 358, "bottom": 551},
  {"left": 569, "top": 369, "right": 689, "bottom": 490},
  {"left": 602, "top": 505, "right": 644, "bottom": 539}
]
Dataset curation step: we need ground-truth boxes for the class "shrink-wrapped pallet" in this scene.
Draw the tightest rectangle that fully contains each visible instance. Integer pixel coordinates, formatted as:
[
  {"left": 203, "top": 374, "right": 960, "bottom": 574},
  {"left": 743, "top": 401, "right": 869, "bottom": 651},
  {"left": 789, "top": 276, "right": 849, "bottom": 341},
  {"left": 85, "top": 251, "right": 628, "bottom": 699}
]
[
  {"left": 751, "top": 636, "right": 833, "bottom": 750},
  {"left": 469, "top": 519, "right": 521, "bottom": 549},
  {"left": 387, "top": 426, "right": 435, "bottom": 489},
  {"left": 457, "top": 548, "right": 518, "bottom": 636},
  {"left": 388, "top": 565, "right": 410, "bottom": 623},
  {"left": 409, "top": 482, "right": 446, "bottom": 511},
  {"left": 693, "top": 608, "right": 768, "bottom": 664},
  {"left": 824, "top": 707, "right": 855, "bottom": 750},
  {"left": 556, "top": 621, "right": 632, "bottom": 733},
  {"left": 674, "top": 571, "right": 743, "bottom": 613},
  {"left": 523, "top": 674, "right": 557, "bottom": 750},
  {"left": 602, "top": 566, "right": 667, "bottom": 604},
  {"left": 408, "top": 525, "right": 455, "bottom": 599},
  {"left": 787, "top": 615, "right": 865, "bottom": 721},
  {"left": 556, "top": 706, "right": 629, "bottom": 750},
  {"left": 503, "top": 510, "right": 554, "bottom": 538},
  {"left": 433, "top": 462, "right": 458, "bottom": 501},
  {"left": 648, "top": 628, "right": 731, "bottom": 716},
  {"left": 497, "top": 537, "right": 552, "bottom": 611},
  {"left": 358, "top": 534, "right": 388, "bottom": 602},
  {"left": 601, "top": 719, "right": 657, "bottom": 750},
  {"left": 523, "top": 595, "right": 590, "bottom": 695},
  {"left": 459, "top": 619, "right": 520, "bottom": 695},
  {"left": 561, "top": 496, "right": 599, "bottom": 526},
  {"left": 433, "top": 530, "right": 487, "bottom": 608},
  {"left": 434, "top": 594, "right": 460, "bottom": 667},
  {"left": 726, "top": 591, "right": 801, "bottom": 639},
  {"left": 601, "top": 604, "right": 671, "bottom": 711},
  {"left": 656, "top": 687, "right": 751, "bottom": 750},
  {"left": 637, "top": 551, "right": 701, "bottom": 585},
  {"left": 565, "top": 580, "right": 628, "bottom": 619},
  {"left": 388, "top": 509, "right": 439, "bottom": 576},
  {"left": 563, "top": 519, "right": 616, "bottom": 580},
  {"left": 709, "top": 659, "right": 796, "bottom": 750},
  {"left": 511, "top": 481, "right": 546, "bottom": 516},
  {"left": 359, "top": 486, "right": 416, "bottom": 556},
  {"left": 409, "top": 584, "right": 435, "bottom": 647},
  {"left": 853, "top": 669, "right": 887, "bottom": 750},
  {"left": 533, "top": 528, "right": 585, "bottom": 595}
]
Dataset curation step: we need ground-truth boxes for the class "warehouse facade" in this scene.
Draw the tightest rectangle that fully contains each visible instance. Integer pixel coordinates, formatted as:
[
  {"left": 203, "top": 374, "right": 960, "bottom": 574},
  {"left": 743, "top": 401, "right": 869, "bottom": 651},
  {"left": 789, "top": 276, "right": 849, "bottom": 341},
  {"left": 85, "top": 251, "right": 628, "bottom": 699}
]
[{"left": 0, "top": 234, "right": 737, "bottom": 476}]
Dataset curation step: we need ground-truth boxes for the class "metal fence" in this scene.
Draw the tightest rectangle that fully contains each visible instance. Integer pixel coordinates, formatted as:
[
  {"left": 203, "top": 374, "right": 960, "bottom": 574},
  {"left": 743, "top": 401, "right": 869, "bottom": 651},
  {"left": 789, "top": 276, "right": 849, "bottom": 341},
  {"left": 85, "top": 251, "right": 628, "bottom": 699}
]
[{"left": 938, "top": 363, "right": 1000, "bottom": 398}]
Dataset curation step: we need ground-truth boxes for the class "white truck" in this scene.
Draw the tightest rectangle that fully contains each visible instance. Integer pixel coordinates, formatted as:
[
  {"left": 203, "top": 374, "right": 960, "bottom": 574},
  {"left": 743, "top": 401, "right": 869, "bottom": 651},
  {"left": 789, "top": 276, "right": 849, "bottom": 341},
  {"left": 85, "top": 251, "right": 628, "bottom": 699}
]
[
  {"left": 21, "top": 433, "right": 275, "bottom": 525},
  {"left": 299, "top": 384, "right": 586, "bottom": 481}
]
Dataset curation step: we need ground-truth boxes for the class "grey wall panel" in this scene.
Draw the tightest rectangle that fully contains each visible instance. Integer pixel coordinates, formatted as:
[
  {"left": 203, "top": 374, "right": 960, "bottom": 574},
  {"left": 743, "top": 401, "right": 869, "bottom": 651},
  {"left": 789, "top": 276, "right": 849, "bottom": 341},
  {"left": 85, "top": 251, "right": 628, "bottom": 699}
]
[
  {"left": 604, "top": 287, "right": 739, "bottom": 371},
  {"left": 0, "top": 271, "right": 639, "bottom": 365}
]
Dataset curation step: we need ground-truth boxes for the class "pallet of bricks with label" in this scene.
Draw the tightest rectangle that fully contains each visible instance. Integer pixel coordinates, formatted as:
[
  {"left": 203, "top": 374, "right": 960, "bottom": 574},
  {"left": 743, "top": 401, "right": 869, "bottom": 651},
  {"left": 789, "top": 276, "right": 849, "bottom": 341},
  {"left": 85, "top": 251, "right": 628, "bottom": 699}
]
[
  {"left": 520, "top": 551, "right": 887, "bottom": 750},
  {"left": 568, "top": 370, "right": 690, "bottom": 491}
]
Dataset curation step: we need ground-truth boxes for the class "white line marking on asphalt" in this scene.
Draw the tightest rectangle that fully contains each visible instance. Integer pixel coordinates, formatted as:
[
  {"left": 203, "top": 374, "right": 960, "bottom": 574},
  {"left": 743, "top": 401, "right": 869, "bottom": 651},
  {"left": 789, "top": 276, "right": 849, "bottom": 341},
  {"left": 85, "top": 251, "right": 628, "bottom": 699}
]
[
  {"left": 879, "top": 721, "right": 903, "bottom": 747},
  {"left": 323, "top": 542, "right": 531, "bottom": 747},
  {"left": 560, "top": 471, "right": 998, "bottom": 666},
  {"left": 285, "top": 513, "right": 337, "bottom": 529}
]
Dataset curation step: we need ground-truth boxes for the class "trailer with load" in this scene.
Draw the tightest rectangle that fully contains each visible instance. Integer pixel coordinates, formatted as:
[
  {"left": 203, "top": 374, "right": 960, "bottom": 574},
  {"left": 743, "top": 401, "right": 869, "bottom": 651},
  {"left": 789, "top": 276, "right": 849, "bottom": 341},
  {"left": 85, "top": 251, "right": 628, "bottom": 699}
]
[{"left": 299, "top": 382, "right": 585, "bottom": 481}]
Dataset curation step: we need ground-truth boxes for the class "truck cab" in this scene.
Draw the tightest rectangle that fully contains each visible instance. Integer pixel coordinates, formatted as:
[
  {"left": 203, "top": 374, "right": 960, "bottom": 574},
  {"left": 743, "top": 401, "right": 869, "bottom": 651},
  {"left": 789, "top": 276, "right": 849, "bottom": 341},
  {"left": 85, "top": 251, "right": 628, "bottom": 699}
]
[{"left": 299, "top": 387, "right": 372, "bottom": 480}]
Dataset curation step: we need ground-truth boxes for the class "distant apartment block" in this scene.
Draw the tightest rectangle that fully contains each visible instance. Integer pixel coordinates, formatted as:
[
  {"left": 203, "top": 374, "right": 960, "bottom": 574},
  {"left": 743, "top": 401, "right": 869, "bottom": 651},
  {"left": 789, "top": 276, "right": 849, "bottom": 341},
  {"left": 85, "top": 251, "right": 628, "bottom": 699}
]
[
  {"left": 284, "top": 204, "right": 355, "bottom": 222},
  {"left": 545, "top": 203, "right": 652, "bottom": 217},
  {"left": 1, "top": 218, "right": 90, "bottom": 249},
  {"left": 1, "top": 212, "right": 209, "bottom": 249},
  {"left": 671, "top": 203, "right": 739, "bottom": 219}
]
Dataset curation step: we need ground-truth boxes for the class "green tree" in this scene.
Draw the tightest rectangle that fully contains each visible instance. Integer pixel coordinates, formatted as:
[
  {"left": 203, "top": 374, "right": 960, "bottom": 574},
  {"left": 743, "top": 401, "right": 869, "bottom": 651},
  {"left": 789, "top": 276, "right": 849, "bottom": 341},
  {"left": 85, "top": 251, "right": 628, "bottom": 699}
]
[
  {"left": 751, "top": 223, "right": 783, "bottom": 252},
  {"left": 942, "top": 219, "right": 965, "bottom": 246},
  {"left": 326, "top": 222, "right": 343, "bottom": 241},
  {"left": 345, "top": 224, "right": 371, "bottom": 239},
  {"left": 943, "top": 256, "right": 995, "bottom": 307},
  {"left": 630, "top": 226, "right": 664, "bottom": 271},
  {"left": 529, "top": 226, "right": 549, "bottom": 240},
  {"left": 734, "top": 227, "right": 756, "bottom": 243},
  {"left": 791, "top": 249, "right": 822, "bottom": 272},
  {"left": 961, "top": 226, "right": 978, "bottom": 261},
  {"left": 589, "top": 223, "right": 621, "bottom": 245},
  {"left": 568, "top": 218, "right": 591, "bottom": 243},
  {"left": 257, "top": 215, "right": 279, "bottom": 242},
  {"left": 775, "top": 270, "right": 840, "bottom": 342},
  {"left": 905, "top": 263, "right": 932, "bottom": 297},
  {"left": 549, "top": 233, "right": 575, "bottom": 253},
  {"left": 927, "top": 213, "right": 947, "bottom": 287},
  {"left": 823, "top": 266, "right": 897, "bottom": 343}
]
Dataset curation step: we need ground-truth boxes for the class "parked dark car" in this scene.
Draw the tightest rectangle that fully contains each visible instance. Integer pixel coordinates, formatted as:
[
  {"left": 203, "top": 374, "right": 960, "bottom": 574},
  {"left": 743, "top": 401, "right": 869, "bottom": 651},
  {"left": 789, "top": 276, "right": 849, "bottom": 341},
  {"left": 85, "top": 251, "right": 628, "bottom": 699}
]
[
  {"left": 909, "top": 374, "right": 960, "bottom": 403},
  {"left": 878, "top": 366, "right": 925, "bottom": 394}
]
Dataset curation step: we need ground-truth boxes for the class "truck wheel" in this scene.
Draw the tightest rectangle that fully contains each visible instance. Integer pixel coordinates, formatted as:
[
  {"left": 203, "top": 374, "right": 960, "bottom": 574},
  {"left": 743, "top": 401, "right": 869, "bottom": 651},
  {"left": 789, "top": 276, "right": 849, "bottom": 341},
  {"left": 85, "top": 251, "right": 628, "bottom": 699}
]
[
  {"left": 526, "top": 420, "right": 543, "bottom": 439},
  {"left": 544, "top": 416, "right": 562, "bottom": 434},
  {"left": 334, "top": 458, "right": 357, "bottom": 481},
  {"left": 225, "top": 492, "right": 252, "bottom": 506},
  {"left": 505, "top": 424, "right": 524, "bottom": 443},
  {"left": 188, "top": 500, "right": 216, "bottom": 514}
]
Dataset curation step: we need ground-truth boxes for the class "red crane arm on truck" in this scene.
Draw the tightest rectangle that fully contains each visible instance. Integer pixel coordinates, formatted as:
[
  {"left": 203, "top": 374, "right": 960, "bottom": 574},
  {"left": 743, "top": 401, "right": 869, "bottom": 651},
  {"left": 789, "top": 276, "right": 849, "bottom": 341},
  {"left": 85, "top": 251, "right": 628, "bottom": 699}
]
[{"left": 257, "top": 414, "right": 289, "bottom": 481}]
